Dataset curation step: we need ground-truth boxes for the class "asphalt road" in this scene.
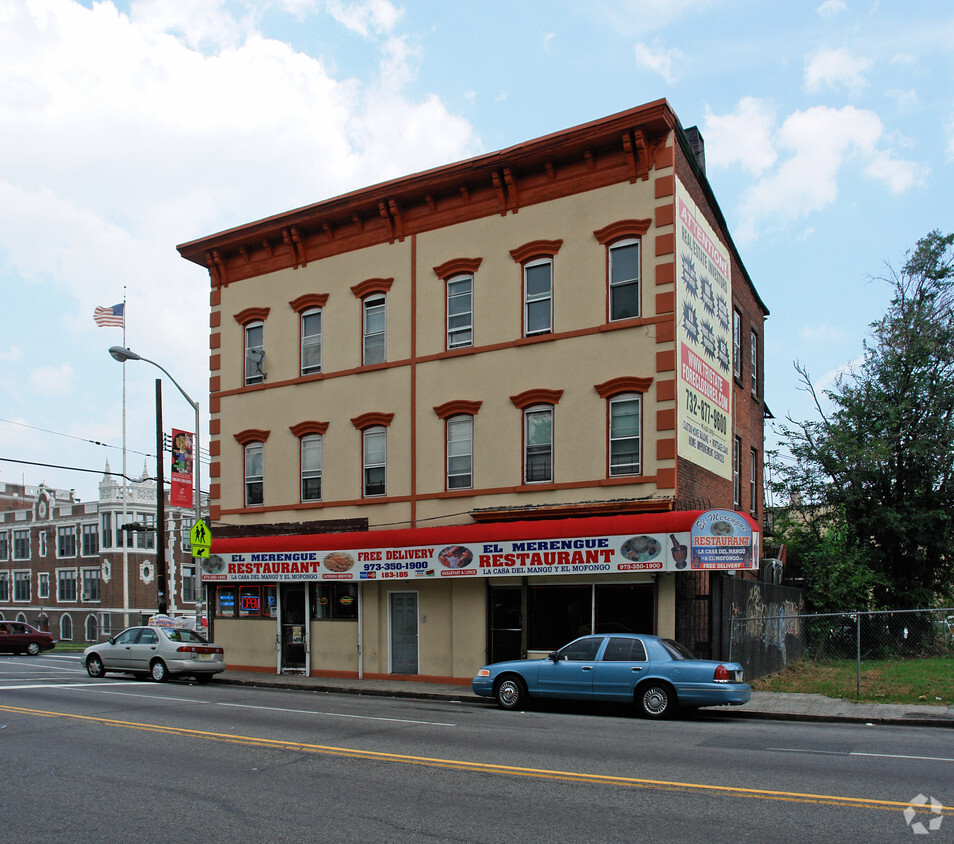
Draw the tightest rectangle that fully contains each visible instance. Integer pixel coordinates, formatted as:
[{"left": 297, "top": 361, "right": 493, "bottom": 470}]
[{"left": 1, "top": 653, "right": 950, "bottom": 842}]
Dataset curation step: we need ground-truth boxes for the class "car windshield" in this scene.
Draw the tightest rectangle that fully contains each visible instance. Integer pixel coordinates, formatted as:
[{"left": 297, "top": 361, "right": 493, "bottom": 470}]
[
  {"left": 660, "top": 639, "right": 697, "bottom": 660},
  {"left": 160, "top": 628, "right": 209, "bottom": 645}
]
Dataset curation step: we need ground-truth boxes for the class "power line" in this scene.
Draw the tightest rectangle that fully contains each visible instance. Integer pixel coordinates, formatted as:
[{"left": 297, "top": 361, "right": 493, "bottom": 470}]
[{"left": 0, "top": 457, "right": 207, "bottom": 494}]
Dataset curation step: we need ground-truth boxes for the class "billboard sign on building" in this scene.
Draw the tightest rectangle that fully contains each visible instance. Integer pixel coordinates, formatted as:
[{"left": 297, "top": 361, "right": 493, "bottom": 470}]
[
  {"left": 674, "top": 178, "right": 733, "bottom": 479},
  {"left": 170, "top": 429, "right": 194, "bottom": 508},
  {"left": 689, "top": 509, "right": 757, "bottom": 570}
]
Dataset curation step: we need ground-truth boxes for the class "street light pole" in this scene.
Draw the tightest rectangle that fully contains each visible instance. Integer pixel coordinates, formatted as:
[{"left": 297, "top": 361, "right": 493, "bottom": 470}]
[{"left": 109, "top": 346, "right": 202, "bottom": 618}]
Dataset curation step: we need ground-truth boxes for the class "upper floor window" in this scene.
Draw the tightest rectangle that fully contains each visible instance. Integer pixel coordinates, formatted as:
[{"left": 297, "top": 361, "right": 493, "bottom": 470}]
[
  {"left": 733, "top": 436, "right": 742, "bottom": 510},
  {"left": 301, "top": 308, "right": 322, "bottom": 375},
  {"left": 301, "top": 434, "right": 323, "bottom": 501},
  {"left": 609, "top": 393, "right": 641, "bottom": 476},
  {"left": 245, "top": 442, "right": 264, "bottom": 506},
  {"left": 750, "top": 448, "right": 758, "bottom": 517},
  {"left": 57, "top": 525, "right": 77, "bottom": 558},
  {"left": 733, "top": 310, "right": 742, "bottom": 380},
  {"left": 82, "top": 568, "right": 100, "bottom": 602},
  {"left": 609, "top": 240, "right": 640, "bottom": 321},
  {"left": 446, "top": 415, "right": 474, "bottom": 490},
  {"left": 38, "top": 531, "right": 47, "bottom": 557},
  {"left": 524, "top": 260, "right": 553, "bottom": 336},
  {"left": 0, "top": 531, "right": 7, "bottom": 561},
  {"left": 363, "top": 426, "right": 387, "bottom": 496},
  {"left": 101, "top": 512, "right": 113, "bottom": 549},
  {"left": 447, "top": 275, "right": 474, "bottom": 349},
  {"left": 524, "top": 405, "right": 553, "bottom": 483},
  {"left": 58, "top": 569, "right": 78, "bottom": 602},
  {"left": 0, "top": 571, "right": 9, "bottom": 601},
  {"left": 245, "top": 321, "right": 265, "bottom": 385},
  {"left": 81, "top": 523, "right": 99, "bottom": 556},
  {"left": 13, "top": 571, "right": 30, "bottom": 602},
  {"left": 13, "top": 529, "right": 30, "bottom": 560},
  {"left": 136, "top": 513, "right": 156, "bottom": 550},
  {"left": 750, "top": 329, "right": 759, "bottom": 396},
  {"left": 38, "top": 572, "right": 49, "bottom": 599},
  {"left": 363, "top": 295, "right": 386, "bottom": 365}
]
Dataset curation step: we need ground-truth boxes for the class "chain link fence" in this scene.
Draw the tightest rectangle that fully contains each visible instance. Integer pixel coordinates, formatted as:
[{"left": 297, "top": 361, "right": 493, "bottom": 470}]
[{"left": 728, "top": 607, "right": 954, "bottom": 698}]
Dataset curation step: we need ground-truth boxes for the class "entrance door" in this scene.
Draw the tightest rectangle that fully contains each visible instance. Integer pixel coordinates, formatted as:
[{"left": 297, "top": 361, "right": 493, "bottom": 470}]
[
  {"left": 490, "top": 587, "right": 523, "bottom": 663},
  {"left": 389, "top": 592, "right": 418, "bottom": 674},
  {"left": 280, "top": 584, "right": 308, "bottom": 673}
]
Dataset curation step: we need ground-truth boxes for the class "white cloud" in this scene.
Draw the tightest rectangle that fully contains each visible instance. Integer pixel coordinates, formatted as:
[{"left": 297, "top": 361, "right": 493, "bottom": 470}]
[
  {"left": 29, "top": 364, "right": 75, "bottom": 397},
  {"left": 703, "top": 97, "right": 778, "bottom": 175},
  {"left": 0, "top": 346, "right": 23, "bottom": 363},
  {"left": 634, "top": 40, "right": 683, "bottom": 84},
  {"left": 326, "top": 0, "right": 403, "bottom": 37},
  {"left": 816, "top": 0, "right": 847, "bottom": 19},
  {"left": 805, "top": 47, "right": 872, "bottom": 93}
]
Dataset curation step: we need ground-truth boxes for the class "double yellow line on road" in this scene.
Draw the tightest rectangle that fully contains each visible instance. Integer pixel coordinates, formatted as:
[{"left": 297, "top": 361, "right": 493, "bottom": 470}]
[{"left": 1, "top": 703, "right": 948, "bottom": 816}]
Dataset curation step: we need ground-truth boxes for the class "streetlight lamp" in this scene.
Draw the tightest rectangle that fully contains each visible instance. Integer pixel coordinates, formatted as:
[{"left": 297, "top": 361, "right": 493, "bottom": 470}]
[{"left": 109, "top": 346, "right": 202, "bottom": 616}]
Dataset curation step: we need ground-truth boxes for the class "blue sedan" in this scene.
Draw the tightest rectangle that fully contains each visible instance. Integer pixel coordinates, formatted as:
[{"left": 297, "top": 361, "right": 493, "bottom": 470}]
[{"left": 472, "top": 633, "right": 751, "bottom": 718}]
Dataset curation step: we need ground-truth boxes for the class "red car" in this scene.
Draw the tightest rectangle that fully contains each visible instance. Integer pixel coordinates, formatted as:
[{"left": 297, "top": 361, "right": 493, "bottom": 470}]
[{"left": 0, "top": 621, "right": 56, "bottom": 655}]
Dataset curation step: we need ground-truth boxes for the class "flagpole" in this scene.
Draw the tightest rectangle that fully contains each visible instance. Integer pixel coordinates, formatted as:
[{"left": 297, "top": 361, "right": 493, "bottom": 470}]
[{"left": 121, "top": 288, "right": 129, "bottom": 628}]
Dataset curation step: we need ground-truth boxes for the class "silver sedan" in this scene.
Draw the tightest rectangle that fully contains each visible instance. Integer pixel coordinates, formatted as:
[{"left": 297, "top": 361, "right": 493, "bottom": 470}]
[{"left": 84, "top": 625, "right": 225, "bottom": 683}]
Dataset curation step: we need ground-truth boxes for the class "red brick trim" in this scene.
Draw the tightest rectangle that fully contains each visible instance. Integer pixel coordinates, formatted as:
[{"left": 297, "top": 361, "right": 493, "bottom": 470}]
[
  {"left": 433, "top": 258, "right": 482, "bottom": 279},
  {"left": 289, "top": 293, "right": 329, "bottom": 312},
  {"left": 233, "top": 307, "right": 270, "bottom": 325},
  {"left": 290, "top": 421, "right": 329, "bottom": 437},
  {"left": 593, "top": 377, "right": 653, "bottom": 398},
  {"left": 509, "top": 388, "right": 564, "bottom": 409},
  {"left": 350, "top": 412, "right": 395, "bottom": 430},
  {"left": 509, "top": 239, "right": 563, "bottom": 264},
  {"left": 233, "top": 428, "right": 270, "bottom": 445},
  {"left": 350, "top": 278, "right": 393, "bottom": 299},
  {"left": 433, "top": 400, "right": 483, "bottom": 419}
]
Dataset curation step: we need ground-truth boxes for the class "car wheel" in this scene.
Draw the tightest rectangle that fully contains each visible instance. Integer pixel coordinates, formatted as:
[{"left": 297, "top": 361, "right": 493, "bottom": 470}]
[
  {"left": 86, "top": 654, "right": 106, "bottom": 678},
  {"left": 495, "top": 676, "right": 527, "bottom": 710},
  {"left": 27, "top": 642, "right": 41, "bottom": 656},
  {"left": 636, "top": 681, "right": 674, "bottom": 718},
  {"left": 150, "top": 659, "right": 169, "bottom": 682},
  {"left": 194, "top": 674, "right": 213, "bottom": 684}
]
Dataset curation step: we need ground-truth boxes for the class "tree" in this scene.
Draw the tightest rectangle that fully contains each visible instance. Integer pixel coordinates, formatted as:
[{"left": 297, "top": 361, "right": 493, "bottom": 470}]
[{"left": 774, "top": 231, "right": 954, "bottom": 610}]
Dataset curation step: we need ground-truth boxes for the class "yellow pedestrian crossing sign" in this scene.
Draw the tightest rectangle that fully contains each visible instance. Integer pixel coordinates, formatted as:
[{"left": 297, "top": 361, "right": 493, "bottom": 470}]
[{"left": 190, "top": 518, "right": 212, "bottom": 558}]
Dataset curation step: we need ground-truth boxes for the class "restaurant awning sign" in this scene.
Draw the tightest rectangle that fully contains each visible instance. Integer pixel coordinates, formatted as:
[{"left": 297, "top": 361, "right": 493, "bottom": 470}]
[{"left": 689, "top": 509, "right": 755, "bottom": 570}]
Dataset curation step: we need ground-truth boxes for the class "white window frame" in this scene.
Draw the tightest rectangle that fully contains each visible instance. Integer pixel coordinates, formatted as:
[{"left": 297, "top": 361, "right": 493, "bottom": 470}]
[
  {"left": 12, "top": 529, "right": 30, "bottom": 561},
  {"left": 733, "top": 310, "right": 742, "bottom": 380},
  {"left": 81, "top": 567, "right": 101, "bottom": 602},
  {"left": 750, "top": 448, "right": 758, "bottom": 517},
  {"left": 0, "top": 571, "right": 10, "bottom": 602},
  {"left": 38, "top": 572, "right": 49, "bottom": 600},
  {"left": 446, "top": 415, "right": 474, "bottom": 490},
  {"left": 301, "top": 434, "right": 323, "bottom": 502},
  {"left": 56, "top": 525, "right": 77, "bottom": 558},
  {"left": 301, "top": 307, "right": 322, "bottom": 375},
  {"left": 750, "top": 329, "right": 758, "bottom": 396},
  {"left": 733, "top": 436, "right": 742, "bottom": 510},
  {"left": 609, "top": 239, "right": 640, "bottom": 321},
  {"left": 0, "top": 531, "right": 8, "bottom": 561},
  {"left": 182, "top": 563, "right": 197, "bottom": 604},
  {"left": 524, "top": 405, "right": 553, "bottom": 484},
  {"left": 81, "top": 523, "right": 99, "bottom": 556},
  {"left": 523, "top": 259, "right": 553, "bottom": 336},
  {"left": 363, "top": 426, "right": 387, "bottom": 497},
  {"left": 446, "top": 274, "right": 474, "bottom": 349},
  {"left": 57, "top": 568, "right": 78, "bottom": 602},
  {"left": 245, "top": 321, "right": 265, "bottom": 385},
  {"left": 609, "top": 393, "right": 641, "bottom": 476},
  {"left": 363, "top": 295, "right": 386, "bottom": 365},
  {"left": 245, "top": 442, "right": 264, "bottom": 506},
  {"left": 101, "top": 512, "right": 113, "bottom": 549},
  {"left": 38, "top": 530, "right": 47, "bottom": 558},
  {"left": 13, "top": 570, "right": 31, "bottom": 602}
]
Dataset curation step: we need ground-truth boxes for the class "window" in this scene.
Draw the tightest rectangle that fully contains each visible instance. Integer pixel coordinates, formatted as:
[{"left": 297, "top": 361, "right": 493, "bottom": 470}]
[
  {"left": 609, "top": 393, "right": 641, "bottom": 476},
  {"left": 136, "top": 513, "right": 156, "bottom": 550},
  {"left": 311, "top": 583, "right": 358, "bottom": 620},
  {"left": 524, "top": 406, "right": 553, "bottom": 483},
  {"left": 82, "top": 523, "right": 99, "bottom": 556},
  {"left": 733, "top": 310, "right": 742, "bottom": 380},
  {"left": 301, "top": 434, "right": 322, "bottom": 501},
  {"left": 13, "top": 530, "right": 29, "bottom": 560},
  {"left": 750, "top": 329, "right": 758, "bottom": 395},
  {"left": 13, "top": 571, "right": 31, "bottom": 602},
  {"left": 57, "top": 526, "right": 77, "bottom": 558},
  {"left": 82, "top": 568, "right": 100, "bottom": 602},
  {"left": 85, "top": 614, "right": 98, "bottom": 642},
  {"left": 447, "top": 275, "right": 473, "bottom": 349},
  {"left": 0, "top": 531, "right": 7, "bottom": 561},
  {"left": 239, "top": 585, "right": 262, "bottom": 617},
  {"left": 524, "top": 259, "right": 552, "bottom": 336},
  {"left": 60, "top": 614, "right": 73, "bottom": 641},
  {"left": 301, "top": 308, "right": 322, "bottom": 375},
  {"left": 363, "top": 295, "right": 386, "bottom": 364},
  {"left": 733, "top": 436, "right": 742, "bottom": 509},
  {"left": 603, "top": 637, "right": 648, "bottom": 662},
  {"left": 101, "top": 512, "right": 113, "bottom": 549},
  {"left": 0, "top": 572, "right": 9, "bottom": 601},
  {"left": 245, "top": 442, "right": 264, "bottom": 506},
  {"left": 447, "top": 415, "right": 474, "bottom": 490},
  {"left": 245, "top": 321, "right": 265, "bottom": 385},
  {"left": 38, "top": 572, "right": 49, "bottom": 600},
  {"left": 182, "top": 563, "right": 196, "bottom": 603},
  {"left": 215, "top": 585, "right": 237, "bottom": 617},
  {"left": 750, "top": 448, "right": 758, "bottom": 516},
  {"left": 363, "top": 426, "right": 386, "bottom": 496},
  {"left": 58, "top": 569, "right": 78, "bottom": 602},
  {"left": 609, "top": 240, "right": 640, "bottom": 320},
  {"left": 38, "top": 531, "right": 47, "bottom": 557}
]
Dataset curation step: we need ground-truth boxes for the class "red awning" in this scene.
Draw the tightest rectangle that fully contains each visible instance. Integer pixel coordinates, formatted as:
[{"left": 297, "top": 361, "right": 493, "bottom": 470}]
[{"left": 212, "top": 510, "right": 759, "bottom": 555}]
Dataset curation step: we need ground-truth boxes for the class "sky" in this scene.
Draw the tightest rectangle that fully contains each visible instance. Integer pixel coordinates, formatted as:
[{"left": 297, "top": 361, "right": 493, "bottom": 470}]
[{"left": 1, "top": 0, "right": 951, "bottom": 505}]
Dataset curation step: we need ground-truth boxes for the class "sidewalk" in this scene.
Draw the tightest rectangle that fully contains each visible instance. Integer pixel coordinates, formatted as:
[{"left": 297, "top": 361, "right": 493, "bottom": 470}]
[{"left": 216, "top": 670, "right": 954, "bottom": 727}]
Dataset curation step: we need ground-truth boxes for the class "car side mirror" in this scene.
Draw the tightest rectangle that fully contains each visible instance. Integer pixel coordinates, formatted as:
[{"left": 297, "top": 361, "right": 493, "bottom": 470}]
[
  {"left": 107, "top": 637, "right": 116, "bottom": 645},
  {"left": 548, "top": 651, "right": 560, "bottom": 661}
]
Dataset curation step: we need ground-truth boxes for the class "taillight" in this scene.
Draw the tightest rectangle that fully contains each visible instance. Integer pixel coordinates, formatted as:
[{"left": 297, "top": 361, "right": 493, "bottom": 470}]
[
  {"left": 713, "top": 664, "right": 731, "bottom": 682},
  {"left": 176, "top": 646, "right": 223, "bottom": 654}
]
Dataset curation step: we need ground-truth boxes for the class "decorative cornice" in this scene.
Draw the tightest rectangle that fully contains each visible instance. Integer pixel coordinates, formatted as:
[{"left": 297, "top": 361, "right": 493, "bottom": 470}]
[
  {"left": 350, "top": 278, "right": 394, "bottom": 299},
  {"left": 234, "top": 428, "right": 270, "bottom": 445},
  {"left": 594, "top": 376, "right": 654, "bottom": 398},
  {"left": 233, "top": 307, "right": 270, "bottom": 325},
  {"left": 289, "top": 421, "right": 329, "bottom": 438},
  {"left": 509, "top": 239, "right": 563, "bottom": 265},
  {"left": 433, "top": 400, "right": 483, "bottom": 419},
  {"left": 350, "top": 412, "right": 395, "bottom": 430},
  {"left": 593, "top": 219, "right": 652, "bottom": 245},
  {"left": 289, "top": 294, "right": 329, "bottom": 313},
  {"left": 509, "top": 388, "right": 564, "bottom": 410},
  {"left": 433, "top": 258, "right": 483, "bottom": 280}
]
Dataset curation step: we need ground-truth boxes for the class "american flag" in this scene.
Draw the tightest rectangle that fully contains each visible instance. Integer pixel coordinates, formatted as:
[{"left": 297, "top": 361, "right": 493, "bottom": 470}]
[{"left": 93, "top": 303, "right": 124, "bottom": 327}]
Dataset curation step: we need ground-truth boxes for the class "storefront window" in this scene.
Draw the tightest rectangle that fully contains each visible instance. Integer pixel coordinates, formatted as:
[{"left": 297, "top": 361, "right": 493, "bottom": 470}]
[
  {"left": 311, "top": 583, "right": 358, "bottom": 620},
  {"left": 239, "top": 585, "right": 261, "bottom": 617},
  {"left": 215, "top": 585, "right": 237, "bottom": 617},
  {"left": 528, "top": 586, "right": 590, "bottom": 650}
]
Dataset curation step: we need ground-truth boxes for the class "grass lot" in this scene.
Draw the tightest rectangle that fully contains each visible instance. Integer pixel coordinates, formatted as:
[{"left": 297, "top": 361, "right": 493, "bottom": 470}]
[
  {"left": 53, "top": 641, "right": 89, "bottom": 653},
  {"left": 751, "top": 656, "right": 954, "bottom": 705}
]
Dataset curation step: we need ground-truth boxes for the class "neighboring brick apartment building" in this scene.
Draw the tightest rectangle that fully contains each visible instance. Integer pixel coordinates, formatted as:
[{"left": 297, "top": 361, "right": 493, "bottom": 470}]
[
  {"left": 0, "top": 474, "right": 205, "bottom": 641},
  {"left": 177, "top": 99, "right": 769, "bottom": 680}
]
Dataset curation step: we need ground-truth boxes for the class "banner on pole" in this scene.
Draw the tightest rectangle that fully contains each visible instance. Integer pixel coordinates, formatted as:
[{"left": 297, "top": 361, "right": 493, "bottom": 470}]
[{"left": 170, "top": 429, "right": 194, "bottom": 508}]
